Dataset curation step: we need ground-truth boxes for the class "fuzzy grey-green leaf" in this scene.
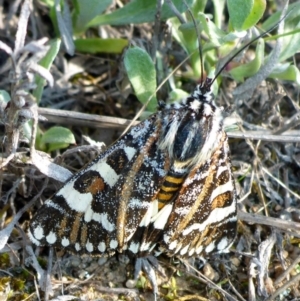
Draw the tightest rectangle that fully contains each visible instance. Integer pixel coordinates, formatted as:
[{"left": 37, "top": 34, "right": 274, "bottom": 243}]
[{"left": 124, "top": 47, "right": 157, "bottom": 112}]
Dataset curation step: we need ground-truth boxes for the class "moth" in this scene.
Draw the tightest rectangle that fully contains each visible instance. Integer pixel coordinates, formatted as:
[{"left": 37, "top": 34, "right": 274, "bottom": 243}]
[{"left": 29, "top": 76, "right": 237, "bottom": 296}]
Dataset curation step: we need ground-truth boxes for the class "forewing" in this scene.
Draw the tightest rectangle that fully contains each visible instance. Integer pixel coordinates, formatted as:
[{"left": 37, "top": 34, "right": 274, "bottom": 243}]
[
  {"left": 161, "top": 132, "right": 237, "bottom": 257},
  {"left": 29, "top": 115, "right": 169, "bottom": 256}
]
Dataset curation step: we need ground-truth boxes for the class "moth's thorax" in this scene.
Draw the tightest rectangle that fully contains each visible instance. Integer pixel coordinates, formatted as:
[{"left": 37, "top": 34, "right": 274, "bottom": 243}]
[{"left": 158, "top": 90, "right": 224, "bottom": 170}]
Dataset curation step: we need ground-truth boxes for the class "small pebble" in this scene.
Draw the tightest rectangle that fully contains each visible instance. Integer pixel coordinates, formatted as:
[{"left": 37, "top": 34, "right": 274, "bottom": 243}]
[
  {"left": 98, "top": 257, "right": 108, "bottom": 266},
  {"left": 126, "top": 279, "right": 137, "bottom": 289},
  {"left": 274, "top": 204, "right": 282, "bottom": 211},
  {"left": 230, "top": 257, "right": 241, "bottom": 267},
  {"left": 78, "top": 270, "right": 88, "bottom": 279},
  {"left": 203, "top": 263, "right": 219, "bottom": 281}
]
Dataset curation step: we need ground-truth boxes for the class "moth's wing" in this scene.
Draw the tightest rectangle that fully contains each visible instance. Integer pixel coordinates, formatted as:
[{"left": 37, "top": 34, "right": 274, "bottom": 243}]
[
  {"left": 159, "top": 132, "right": 237, "bottom": 257},
  {"left": 29, "top": 115, "right": 170, "bottom": 256}
]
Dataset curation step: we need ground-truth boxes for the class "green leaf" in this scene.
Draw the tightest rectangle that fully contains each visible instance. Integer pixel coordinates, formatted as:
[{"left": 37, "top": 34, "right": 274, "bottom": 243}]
[
  {"left": 0, "top": 90, "right": 11, "bottom": 103},
  {"left": 229, "top": 38, "right": 265, "bottom": 82},
  {"left": 212, "top": 0, "right": 226, "bottom": 28},
  {"left": 228, "top": 0, "right": 266, "bottom": 31},
  {"left": 168, "top": 88, "right": 189, "bottom": 103},
  {"left": 73, "top": 0, "right": 112, "bottom": 33},
  {"left": 263, "top": 4, "right": 300, "bottom": 62},
  {"left": 88, "top": 0, "right": 193, "bottom": 27},
  {"left": 47, "top": 142, "right": 71, "bottom": 152},
  {"left": 242, "top": 0, "right": 266, "bottom": 30},
  {"left": 33, "top": 39, "right": 61, "bottom": 103},
  {"left": 269, "top": 64, "right": 300, "bottom": 85},
  {"left": 74, "top": 38, "right": 128, "bottom": 54},
  {"left": 41, "top": 126, "right": 75, "bottom": 152},
  {"left": 197, "top": 13, "right": 226, "bottom": 46},
  {"left": 39, "top": 0, "right": 54, "bottom": 7},
  {"left": 124, "top": 47, "right": 157, "bottom": 112},
  {"left": 262, "top": 2, "right": 300, "bottom": 30}
]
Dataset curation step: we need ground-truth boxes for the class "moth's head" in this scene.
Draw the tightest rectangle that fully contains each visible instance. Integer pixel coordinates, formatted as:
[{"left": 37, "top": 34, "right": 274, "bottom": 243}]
[{"left": 194, "top": 77, "right": 214, "bottom": 103}]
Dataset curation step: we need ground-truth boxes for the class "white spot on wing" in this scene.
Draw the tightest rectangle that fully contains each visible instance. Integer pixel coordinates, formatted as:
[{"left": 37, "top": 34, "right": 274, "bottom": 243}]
[
  {"left": 110, "top": 240, "right": 118, "bottom": 249},
  {"left": 152, "top": 204, "right": 173, "bottom": 229},
  {"left": 124, "top": 146, "right": 136, "bottom": 161},
  {"left": 163, "top": 233, "right": 172, "bottom": 244},
  {"left": 175, "top": 243, "right": 182, "bottom": 254},
  {"left": 180, "top": 244, "right": 190, "bottom": 256},
  {"left": 46, "top": 231, "right": 57, "bottom": 244},
  {"left": 33, "top": 225, "right": 44, "bottom": 240},
  {"left": 210, "top": 181, "right": 233, "bottom": 201},
  {"left": 59, "top": 182, "right": 93, "bottom": 212},
  {"left": 86, "top": 241, "right": 93, "bottom": 252},
  {"left": 129, "top": 242, "right": 140, "bottom": 254},
  {"left": 62, "top": 237, "right": 70, "bottom": 246},
  {"left": 98, "top": 242, "right": 106, "bottom": 252},
  {"left": 84, "top": 205, "right": 94, "bottom": 222},
  {"left": 196, "top": 246, "right": 203, "bottom": 255},
  {"left": 216, "top": 164, "right": 228, "bottom": 177},
  {"left": 128, "top": 198, "right": 144, "bottom": 209},
  {"left": 75, "top": 243, "right": 81, "bottom": 251},
  {"left": 90, "top": 161, "right": 119, "bottom": 187},
  {"left": 205, "top": 242, "right": 215, "bottom": 253},
  {"left": 28, "top": 230, "right": 40, "bottom": 246},
  {"left": 92, "top": 212, "right": 115, "bottom": 232},
  {"left": 188, "top": 248, "right": 195, "bottom": 256},
  {"left": 139, "top": 200, "right": 158, "bottom": 227},
  {"left": 169, "top": 240, "right": 177, "bottom": 250},
  {"left": 140, "top": 241, "right": 151, "bottom": 252},
  {"left": 217, "top": 237, "right": 229, "bottom": 251}
]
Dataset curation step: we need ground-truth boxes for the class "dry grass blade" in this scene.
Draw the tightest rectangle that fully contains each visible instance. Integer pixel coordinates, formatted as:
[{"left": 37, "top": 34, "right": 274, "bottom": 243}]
[
  {"left": 238, "top": 211, "right": 300, "bottom": 237},
  {"left": 38, "top": 107, "right": 300, "bottom": 142},
  {"left": 14, "top": 0, "right": 31, "bottom": 55},
  {"left": 229, "top": 130, "right": 300, "bottom": 142},
  {"left": 274, "top": 254, "right": 300, "bottom": 285},
  {"left": 38, "top": 107, "right": 139, "bottom": 130},
  {"left": 265, "top": 273, "right": 300, "bottom": 301},
  {"left": 262, "top": 167, "right": 300, "bottom": 200}
]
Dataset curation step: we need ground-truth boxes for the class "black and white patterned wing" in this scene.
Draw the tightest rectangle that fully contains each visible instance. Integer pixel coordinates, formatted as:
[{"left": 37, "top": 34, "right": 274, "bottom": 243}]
[
  {"left": 29, "top": 115, "right": 170, "bottom": 256},
  {"left": 161, "top": 131, "right": 237, "bottom": 257}
]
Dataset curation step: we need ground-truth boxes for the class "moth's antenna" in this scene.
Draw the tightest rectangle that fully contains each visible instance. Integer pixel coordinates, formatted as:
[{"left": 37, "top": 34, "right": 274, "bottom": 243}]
[
  {"left": 183, "top": 0, "right": 204, "bottom": 84},
  {"left": 211, "top": 14, "right": 290, "bottom": 86}
]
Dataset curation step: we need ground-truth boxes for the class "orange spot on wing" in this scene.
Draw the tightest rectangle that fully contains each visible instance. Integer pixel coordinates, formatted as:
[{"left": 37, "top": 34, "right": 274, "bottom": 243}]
[
  {"left": 211, "top": 192, "right": 231, "bottom": 209},
  {"left": 86, "top": 177, "right": 105, "bottom": 194}
]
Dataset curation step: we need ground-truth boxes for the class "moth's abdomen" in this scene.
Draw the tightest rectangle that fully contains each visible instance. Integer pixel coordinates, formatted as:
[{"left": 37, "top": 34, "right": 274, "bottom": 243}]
[{"left": 157, "top": 170, "right": 186, "bottom": 210}]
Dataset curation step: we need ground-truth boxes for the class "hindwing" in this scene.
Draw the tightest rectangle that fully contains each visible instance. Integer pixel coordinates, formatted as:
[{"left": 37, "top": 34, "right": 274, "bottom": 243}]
[{"left": 161, "top": 131, "right": 237, "bottom": 257}]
